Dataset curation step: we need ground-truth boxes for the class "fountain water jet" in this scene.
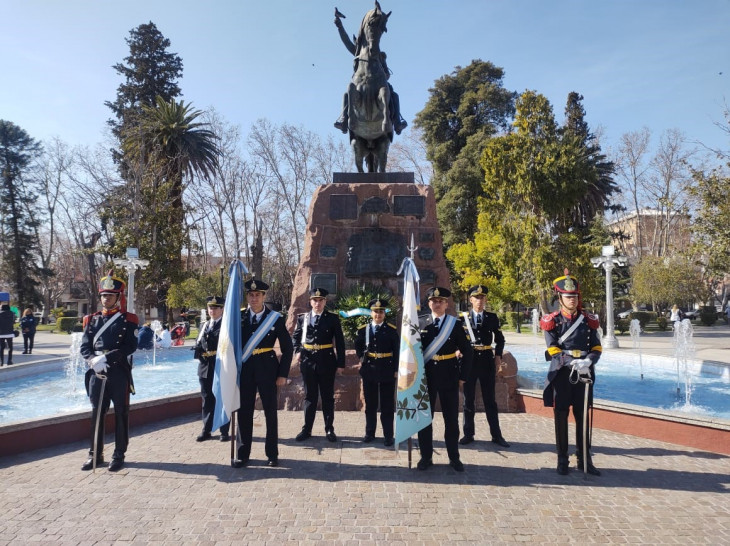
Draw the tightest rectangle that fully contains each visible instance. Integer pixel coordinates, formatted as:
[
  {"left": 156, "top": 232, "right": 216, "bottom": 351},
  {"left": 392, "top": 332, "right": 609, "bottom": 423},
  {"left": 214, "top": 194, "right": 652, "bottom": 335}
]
[
  {"left": 629, "top": 318, "right": 644, "bottom": 380},
  {"left": 673, "top": 318, "right": 695, "bottom": 403}
]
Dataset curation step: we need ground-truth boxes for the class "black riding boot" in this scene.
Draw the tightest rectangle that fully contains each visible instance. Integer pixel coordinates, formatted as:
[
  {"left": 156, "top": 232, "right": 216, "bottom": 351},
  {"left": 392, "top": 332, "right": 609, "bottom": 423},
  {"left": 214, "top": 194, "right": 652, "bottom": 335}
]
[
  {"left": 554, "top": 409, "right": 570, "bottom": 475},
  {"left": 575, "top": 409, "right": 601, "bottom": 476}
]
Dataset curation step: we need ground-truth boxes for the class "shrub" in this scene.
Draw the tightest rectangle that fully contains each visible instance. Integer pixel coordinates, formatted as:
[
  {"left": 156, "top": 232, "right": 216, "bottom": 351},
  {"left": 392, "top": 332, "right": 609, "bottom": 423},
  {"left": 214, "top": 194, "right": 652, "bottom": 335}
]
[
  {"left": 72, "top": 323, "right": 83, "bottom": 333},
  {"left": 616, "top": 318, "right": 631, "bottom": 334},
  {"left": 629, "top": 311, "right": 656, "bottom": 329},
  {"left": 699, "top": 306, "right": 718, "bottom": 326},
  {"left": 60, "top": 309, "right": 79, "bottom": 318},
  {"left": 335, "top": 287, "right": 400, "bottom": 343},
  {"left": 656, "top": 316, "right": 668, "bottom": 331},
  {"left": 58, "top": 317, "right": 80, "bottom": 334}
]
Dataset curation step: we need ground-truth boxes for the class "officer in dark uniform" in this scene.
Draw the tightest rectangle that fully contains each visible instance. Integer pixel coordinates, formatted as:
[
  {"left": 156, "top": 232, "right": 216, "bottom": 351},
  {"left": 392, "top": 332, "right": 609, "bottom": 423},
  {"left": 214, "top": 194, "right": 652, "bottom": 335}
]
[
  {"left": 233, "top": 279, "right": 293, "bottom": 468},
  {"left": 192, "top": 296, "right": 230, "bottom": 442},
  {"left": 354, "top": 297, "right": 399, "bottom": 446},
  {"left": 541, "top": 270, "right": 602, "bottom": 476},
  {"left": 79, "top": 271, "right": 138, "bottom": 472},
  {"left": 292, "top": 288, "right": 346, "bottom": 442},
  {"left": 459, "top": 285, "right": 510, "bottom": 448},
  {"left": 417, "top": 287, "right": 473, "bottom": 472}
]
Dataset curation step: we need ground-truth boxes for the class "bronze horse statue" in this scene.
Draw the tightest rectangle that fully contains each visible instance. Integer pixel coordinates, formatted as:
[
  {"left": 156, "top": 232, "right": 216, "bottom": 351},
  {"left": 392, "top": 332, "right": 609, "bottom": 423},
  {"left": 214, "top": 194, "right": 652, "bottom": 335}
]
[{"left": 335, "top": 2, "right": 405, "bottom": 173}]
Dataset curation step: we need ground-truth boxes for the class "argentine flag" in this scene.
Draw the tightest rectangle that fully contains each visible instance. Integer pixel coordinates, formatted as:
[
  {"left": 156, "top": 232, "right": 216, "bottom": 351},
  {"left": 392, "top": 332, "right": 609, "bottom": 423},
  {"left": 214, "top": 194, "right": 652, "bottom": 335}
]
[
  {"left": 212, "top": 260, "right": 248, "bottom": 431},
  {"left": 394, "top": 257, "right": 431, "bottom": 445}
]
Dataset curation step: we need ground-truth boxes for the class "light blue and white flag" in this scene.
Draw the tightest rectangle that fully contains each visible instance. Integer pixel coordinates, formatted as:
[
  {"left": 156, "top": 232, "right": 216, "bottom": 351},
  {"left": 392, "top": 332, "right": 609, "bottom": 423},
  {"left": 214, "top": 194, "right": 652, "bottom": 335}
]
[
  {"left": 339, "top": 308, "right": 371, "bottom": 318},
  {"left": 394, "top": 257, "right": 431, "bottom": 445},
  {"left": 212, "top": 260, "right": 248, "bottom": 431}
]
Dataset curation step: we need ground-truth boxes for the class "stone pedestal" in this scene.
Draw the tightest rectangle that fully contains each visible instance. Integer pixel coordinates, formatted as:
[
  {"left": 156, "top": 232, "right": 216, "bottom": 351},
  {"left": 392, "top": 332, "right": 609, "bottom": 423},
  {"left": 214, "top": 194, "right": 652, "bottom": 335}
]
[{"left": 286, "top": 179, "right": 451, "bottom": 331}]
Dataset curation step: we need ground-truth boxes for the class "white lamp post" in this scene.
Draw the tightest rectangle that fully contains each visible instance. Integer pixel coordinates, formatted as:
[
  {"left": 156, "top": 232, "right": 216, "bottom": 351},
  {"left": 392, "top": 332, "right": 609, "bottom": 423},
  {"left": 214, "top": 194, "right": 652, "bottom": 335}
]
[
  {"left": 591, "top": 245, "right": 627, "bottom": 349},
  {"left": 113, "top": 247, "right": 149, "bottom": 317}
]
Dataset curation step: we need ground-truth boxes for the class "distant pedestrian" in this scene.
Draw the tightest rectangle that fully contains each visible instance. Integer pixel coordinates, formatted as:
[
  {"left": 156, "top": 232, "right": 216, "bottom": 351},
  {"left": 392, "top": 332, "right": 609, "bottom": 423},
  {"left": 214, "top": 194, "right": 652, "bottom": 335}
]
[
  {"left": 20, "top": 308, "right": 37, "bottom": 354},
  {"left": 0, "top": 296, "right": 15, "bottom": 366},
  {"left": 137, "top": 322, "right": 154, "bottom": 350},
  {"left": 670, "top": 305, "right": 684, "bottom": 324}
]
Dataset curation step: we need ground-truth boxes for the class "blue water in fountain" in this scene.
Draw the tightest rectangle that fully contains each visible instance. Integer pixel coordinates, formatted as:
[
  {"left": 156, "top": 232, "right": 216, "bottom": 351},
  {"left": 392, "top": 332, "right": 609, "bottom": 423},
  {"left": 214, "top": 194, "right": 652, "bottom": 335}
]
[
  {"left": 0, "top": 348, "right": 199, "bottom": 425},
  {"left": 1, "top": 338, "right": 729, "bottom": 425},
  {"left": 512, "top": 343, "right": 730, "bottom": 420}
]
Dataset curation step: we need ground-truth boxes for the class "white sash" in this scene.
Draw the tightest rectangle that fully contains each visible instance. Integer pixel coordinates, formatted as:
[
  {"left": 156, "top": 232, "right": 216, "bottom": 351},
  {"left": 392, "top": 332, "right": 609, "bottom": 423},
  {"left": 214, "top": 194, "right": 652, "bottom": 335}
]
[
  {"left": 423, "top": 314, "right": 456, "bottom": 362},
  {"left": 92, "top": 312, "right": 123, "bottom": 349},
  {"left": 558, "top": 313, "right": 584, "bottom": 345},
  {"left": 300, "top": 312, "right": 310, "bottom": 349},
  {"left": 241, "top": 311, "right": 281, "bottom": 363},
  {"left": 461, "top": 312, "right": 477, "bottom": 344}
]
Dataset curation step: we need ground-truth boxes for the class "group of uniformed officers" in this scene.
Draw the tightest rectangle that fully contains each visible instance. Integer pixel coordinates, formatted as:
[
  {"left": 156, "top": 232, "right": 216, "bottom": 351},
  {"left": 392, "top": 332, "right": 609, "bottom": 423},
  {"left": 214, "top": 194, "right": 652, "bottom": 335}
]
[{"left": 80, "top": 269, "right": 601, "bottom": 476}]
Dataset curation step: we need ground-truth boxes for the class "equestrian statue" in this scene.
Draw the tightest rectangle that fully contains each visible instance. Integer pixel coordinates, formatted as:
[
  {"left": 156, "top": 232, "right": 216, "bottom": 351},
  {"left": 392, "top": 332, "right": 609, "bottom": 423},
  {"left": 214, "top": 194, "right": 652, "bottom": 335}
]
[{"left": 333, "top": 2, "right": 407, "bottom": 173}]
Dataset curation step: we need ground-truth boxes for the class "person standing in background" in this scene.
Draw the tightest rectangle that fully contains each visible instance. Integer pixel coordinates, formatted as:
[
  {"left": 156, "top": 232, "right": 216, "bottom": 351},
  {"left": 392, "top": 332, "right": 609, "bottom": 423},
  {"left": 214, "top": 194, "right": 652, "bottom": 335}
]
[{"left": 20, "top": 308, "right": 37, "bottom": 354}]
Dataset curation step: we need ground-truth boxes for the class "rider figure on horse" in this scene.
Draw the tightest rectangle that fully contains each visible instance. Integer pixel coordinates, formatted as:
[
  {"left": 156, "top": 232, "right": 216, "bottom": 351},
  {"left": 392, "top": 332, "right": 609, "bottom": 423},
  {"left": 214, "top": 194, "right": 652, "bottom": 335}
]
[{"left": 333, "top": 7, "right": 407, "bottom": 136}]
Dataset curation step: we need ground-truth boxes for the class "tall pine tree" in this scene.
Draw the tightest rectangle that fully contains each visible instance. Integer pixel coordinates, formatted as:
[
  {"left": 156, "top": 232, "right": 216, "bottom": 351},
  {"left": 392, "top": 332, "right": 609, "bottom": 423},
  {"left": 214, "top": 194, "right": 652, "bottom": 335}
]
[{"left": 0, "top": 120, "right": 44, "bottom": 310}]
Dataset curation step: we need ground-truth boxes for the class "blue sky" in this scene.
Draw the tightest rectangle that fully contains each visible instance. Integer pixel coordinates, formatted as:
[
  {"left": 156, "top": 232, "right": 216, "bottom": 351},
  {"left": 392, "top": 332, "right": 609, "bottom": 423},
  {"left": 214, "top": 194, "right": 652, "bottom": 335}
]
[{"left": 2, "top": 0, "right": 728, "bottom": 158}]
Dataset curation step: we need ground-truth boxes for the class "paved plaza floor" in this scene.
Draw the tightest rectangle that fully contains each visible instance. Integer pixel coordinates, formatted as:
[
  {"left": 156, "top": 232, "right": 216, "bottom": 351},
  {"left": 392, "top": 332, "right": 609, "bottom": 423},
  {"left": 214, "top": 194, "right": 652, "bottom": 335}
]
[
  {"left": 1, "top": 410, "right": 729, "bottom": 544},
  {"left": 1, "top": 327, "right": 729, "bottom": 543}
]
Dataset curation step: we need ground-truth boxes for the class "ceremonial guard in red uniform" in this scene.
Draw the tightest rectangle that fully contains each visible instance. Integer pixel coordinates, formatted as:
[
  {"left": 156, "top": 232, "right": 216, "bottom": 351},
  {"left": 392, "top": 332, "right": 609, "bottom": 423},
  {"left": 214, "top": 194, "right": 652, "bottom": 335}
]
[
  {"left": 540, "top": 270, "right": 602, "bottom": 476},
  {"left": 192, "top": 296, "right": 230, "bottom": 442},
  {"left": 355, "top": 297, "right": 399, "bottom": 446},
  {"left": 79, "top": 272, "right": 138, "bottom": 472},
  {"left": 459, "top": 285, "right": 510, "bottom": 448},
  {"left": 416, "top": 287, "right": 473, "bottom": 472},
  {"left": 292, "top": 288, "right": 346, "bottom": 443},
  {"left": 232, "top": 279, "right": 293, "bottom": 467}
]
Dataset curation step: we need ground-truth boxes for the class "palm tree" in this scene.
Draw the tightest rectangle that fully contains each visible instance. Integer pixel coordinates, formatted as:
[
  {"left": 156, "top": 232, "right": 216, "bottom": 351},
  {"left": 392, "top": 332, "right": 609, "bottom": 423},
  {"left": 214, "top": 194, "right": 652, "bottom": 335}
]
[{"left": 122, "top": 97, "right": 220, "bottom": 322}]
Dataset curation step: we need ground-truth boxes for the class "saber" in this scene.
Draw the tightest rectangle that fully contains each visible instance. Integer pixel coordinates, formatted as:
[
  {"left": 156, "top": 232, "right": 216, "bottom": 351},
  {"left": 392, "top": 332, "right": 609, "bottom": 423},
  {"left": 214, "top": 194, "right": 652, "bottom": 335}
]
[
  {"left": 92, "top": 372, "right": 108, "bottom": 473},
  {"left": 230, "top": 411, "right": 237, "bottom": 467},
  {"left": 582, "top": 377, "right": 592, "bottom": 479}
]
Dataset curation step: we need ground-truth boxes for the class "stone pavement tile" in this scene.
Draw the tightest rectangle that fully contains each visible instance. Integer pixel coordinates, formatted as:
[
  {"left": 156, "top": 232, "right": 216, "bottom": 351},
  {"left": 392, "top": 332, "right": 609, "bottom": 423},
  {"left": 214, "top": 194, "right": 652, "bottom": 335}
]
[{"left": 0, "top": 411, "right": 729, "bottom": 543}]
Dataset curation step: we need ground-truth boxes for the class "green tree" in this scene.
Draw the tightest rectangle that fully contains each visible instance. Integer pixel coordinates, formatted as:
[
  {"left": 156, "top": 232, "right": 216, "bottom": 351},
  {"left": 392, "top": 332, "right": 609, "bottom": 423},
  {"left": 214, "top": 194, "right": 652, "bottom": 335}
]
[
  {"left": 105, "top": 21, "right": 183, "bottom": 153},
  {"left": 0, "top": 121, "right": 44, "bottom": 310},
  {"left": 630, "top": 256, "right": 707, "bottom": 311},
  {"left": 448, "top": 91, "right": 617, "bottom": 312},
  {"left": 414, "top": 60, "right": 516, "bottom": 246},
  {"left": 688, "top": 165, "right": 730, "bottom": 278}
]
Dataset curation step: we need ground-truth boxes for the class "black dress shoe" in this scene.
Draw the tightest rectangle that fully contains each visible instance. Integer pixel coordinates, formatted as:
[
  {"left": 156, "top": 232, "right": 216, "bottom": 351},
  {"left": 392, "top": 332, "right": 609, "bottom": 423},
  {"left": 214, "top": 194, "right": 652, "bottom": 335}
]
[
  {"left": 577, "top": 458, "right": 601, "bottom": 476},
  {"left": 449, "top": 459, "right": 465, "bottom": 472},
  {"left": 492, "top": 437, "right": 511, "bottom": 448},
  {"left": 362, "top": 434, "right": 374, "bottom": 443},
  {"left": 416, "top": 458, "right": 433, "bottom": 471},
  {"left": 267, "top": 459, "right": 278, "bottom": 467},
  {"left": 326, "top": 430, "right": 338, "bottom": 443},
  {"left": 384, "top": 437, "right": 394, "bottom": 447},
  {"left": 459, "top": 436, "right": 474, "bottom": 445},
  {"left": 196, "top": 432, "right": 212, "bottom": 442},
  {"left": 219, "top": 433, "right": 230, "bottom": 442},
  {"left": 295, "top": 430, "right": 311, "bottom": 442},
  {"left": 81, "top": 457, "right": 104, "bottom": 471},
  {"left": 108, "top": 459, "right": 124, "bottom": 472}
]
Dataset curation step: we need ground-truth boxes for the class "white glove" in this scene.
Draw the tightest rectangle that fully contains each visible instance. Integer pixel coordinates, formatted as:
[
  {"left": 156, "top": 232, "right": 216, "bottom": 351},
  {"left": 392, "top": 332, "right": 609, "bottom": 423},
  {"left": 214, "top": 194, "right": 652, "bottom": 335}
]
[
  {"left": 90, "top": 354, "right": 108, "bottom": 374},
  {"left": 576, "top": 358, "right": 592, "bottom": 376}
]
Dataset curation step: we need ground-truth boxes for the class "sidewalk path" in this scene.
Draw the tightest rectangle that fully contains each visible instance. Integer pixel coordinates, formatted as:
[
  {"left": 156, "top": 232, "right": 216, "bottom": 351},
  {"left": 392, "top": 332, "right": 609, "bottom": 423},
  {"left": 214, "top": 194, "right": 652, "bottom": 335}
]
[{"left": 1, "top": 411, "right": 728, "bottom": 543}]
